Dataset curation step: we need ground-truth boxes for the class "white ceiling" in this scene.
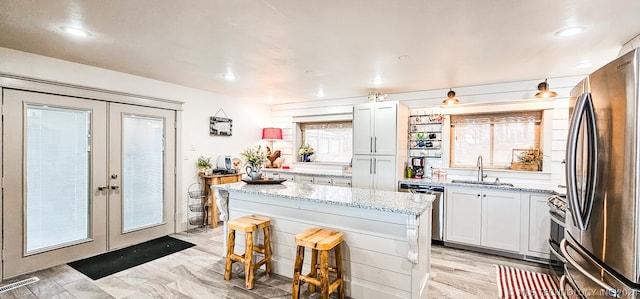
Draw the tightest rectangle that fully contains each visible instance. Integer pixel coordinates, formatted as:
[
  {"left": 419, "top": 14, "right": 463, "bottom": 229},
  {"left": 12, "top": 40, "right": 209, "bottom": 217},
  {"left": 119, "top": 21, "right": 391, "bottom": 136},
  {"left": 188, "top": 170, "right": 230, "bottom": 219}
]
[{"left": 1, "top": 1, "right": 639, "bottom": 104}]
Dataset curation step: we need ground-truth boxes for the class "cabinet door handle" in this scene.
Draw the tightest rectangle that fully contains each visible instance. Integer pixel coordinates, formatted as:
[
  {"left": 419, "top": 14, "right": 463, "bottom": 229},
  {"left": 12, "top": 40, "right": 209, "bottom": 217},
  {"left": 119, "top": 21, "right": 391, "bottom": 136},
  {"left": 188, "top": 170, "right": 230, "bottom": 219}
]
[
  {"left": 98, "top": 185, "right": 108, "bottom": 191},
  {"left": 369, "top": 158, "right": 373, "bottom": 174},
  {"left": 111, "top": 184, "right": 120, "bottom": 190},
  {"left": 373, "top": 158, "right": 377, "bottom": 174},
  {"left": 483, "top": 194, "right": 486, "bottom": 197},
  {"left": 370, "top": 137, "right": 373, "bottom": 153},
  {"left": 477, "top": 194, "right": 481, "bottom": 197},
  {"left": 374, "top": 137, "right": 377, "bottom": 153}
]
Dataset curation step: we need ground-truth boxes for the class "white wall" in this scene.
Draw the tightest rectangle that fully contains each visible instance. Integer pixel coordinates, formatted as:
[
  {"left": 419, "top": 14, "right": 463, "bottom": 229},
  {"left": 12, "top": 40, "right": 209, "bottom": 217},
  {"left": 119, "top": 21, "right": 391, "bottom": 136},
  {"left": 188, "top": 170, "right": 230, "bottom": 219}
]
[
  {"left": 0, "top": 47, "right": 272, "bottom": 231},
  {"left": 271, "top": 76, "right": 585, "bottom": 187}
]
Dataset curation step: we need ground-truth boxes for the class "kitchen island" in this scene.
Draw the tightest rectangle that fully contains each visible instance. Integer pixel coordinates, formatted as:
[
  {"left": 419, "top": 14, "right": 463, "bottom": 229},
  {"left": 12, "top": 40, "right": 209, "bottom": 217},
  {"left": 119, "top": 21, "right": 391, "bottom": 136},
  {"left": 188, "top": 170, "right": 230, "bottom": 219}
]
[{"left": 214, "top": 181, "right": 434, "bottom": 299}]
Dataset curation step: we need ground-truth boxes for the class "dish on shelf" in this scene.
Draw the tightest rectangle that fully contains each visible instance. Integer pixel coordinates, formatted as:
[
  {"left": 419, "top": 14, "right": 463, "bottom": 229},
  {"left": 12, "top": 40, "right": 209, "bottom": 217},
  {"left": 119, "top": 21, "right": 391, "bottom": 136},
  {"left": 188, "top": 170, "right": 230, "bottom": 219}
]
[
  {"left": 231, "top": 158, "right": 242, "bottom": 170},
  {"left": 242, "top": 178, "right": 287, "bottom": 184}
]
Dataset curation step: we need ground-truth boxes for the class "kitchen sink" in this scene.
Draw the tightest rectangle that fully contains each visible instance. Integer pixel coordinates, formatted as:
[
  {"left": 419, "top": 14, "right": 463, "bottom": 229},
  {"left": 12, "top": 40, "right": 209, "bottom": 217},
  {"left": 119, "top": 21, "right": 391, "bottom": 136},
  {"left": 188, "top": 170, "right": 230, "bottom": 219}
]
[{"left": 450, "top": 179, "right": 515, "bottom": 187}]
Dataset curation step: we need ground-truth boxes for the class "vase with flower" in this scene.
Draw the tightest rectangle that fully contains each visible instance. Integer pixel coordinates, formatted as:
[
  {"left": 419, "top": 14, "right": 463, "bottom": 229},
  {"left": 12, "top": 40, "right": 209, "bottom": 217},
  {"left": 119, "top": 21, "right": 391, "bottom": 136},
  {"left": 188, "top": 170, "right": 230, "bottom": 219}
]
[
  {"left": 298, "top": 144, "right": 315, "bottom": 162},
  {"left": 241, "top": 145, "right": 267, "bottom": 180}
]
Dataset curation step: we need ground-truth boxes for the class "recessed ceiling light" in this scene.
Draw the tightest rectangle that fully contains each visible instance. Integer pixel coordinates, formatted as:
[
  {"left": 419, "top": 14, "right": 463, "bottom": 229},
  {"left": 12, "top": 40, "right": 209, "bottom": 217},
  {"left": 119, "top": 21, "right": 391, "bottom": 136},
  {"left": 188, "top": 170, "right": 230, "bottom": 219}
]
[
  {"left": 398, "top": 55, "right": 409, "bottom": 60},
  {"left": 316, "top": 88, "right": 325, "bottom": 97},
  {"left": 371, "top": 77, "right": 383, "bottom": 85},
  {"left": 221, "top": 73, "right": 237, "bottom": 81},
  {"left": 576, "top": 62, "right": 592, "bottom": 69},
  {"left": 267, "top": 96, "right": 273, "bottom": 102},
  {"left": 554, "top": 26, "right": 585, "bottom": 37},
  {"left": 60, "top": 26, "right": 91, "bottom": 37}
]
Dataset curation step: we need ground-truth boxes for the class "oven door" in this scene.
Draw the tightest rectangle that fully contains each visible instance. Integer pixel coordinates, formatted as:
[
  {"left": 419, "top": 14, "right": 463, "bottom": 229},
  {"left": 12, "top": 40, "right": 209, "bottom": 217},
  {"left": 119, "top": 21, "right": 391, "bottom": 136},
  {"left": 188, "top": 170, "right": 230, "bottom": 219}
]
[{"left": 549, "top": 209, "right": 566, "bottom": 282}]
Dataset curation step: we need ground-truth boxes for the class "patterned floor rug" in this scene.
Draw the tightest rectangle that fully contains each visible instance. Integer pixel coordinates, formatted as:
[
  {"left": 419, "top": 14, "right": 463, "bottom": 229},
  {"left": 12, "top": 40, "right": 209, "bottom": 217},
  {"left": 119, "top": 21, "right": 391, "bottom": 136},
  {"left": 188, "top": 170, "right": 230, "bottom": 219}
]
[{"left": 495, "top": 264, "right": 561, "bottom": 299}]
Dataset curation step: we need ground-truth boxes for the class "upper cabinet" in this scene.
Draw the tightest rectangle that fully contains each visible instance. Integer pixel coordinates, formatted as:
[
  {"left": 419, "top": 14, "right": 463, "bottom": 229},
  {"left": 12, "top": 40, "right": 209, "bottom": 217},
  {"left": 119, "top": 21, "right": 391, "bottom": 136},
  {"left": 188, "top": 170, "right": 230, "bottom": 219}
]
[
  {"left": 352, "top": 101, "right": 409, "bottom": 191},
  {"left": 353, "top": 102, "right": 401, "bottom": 156}
]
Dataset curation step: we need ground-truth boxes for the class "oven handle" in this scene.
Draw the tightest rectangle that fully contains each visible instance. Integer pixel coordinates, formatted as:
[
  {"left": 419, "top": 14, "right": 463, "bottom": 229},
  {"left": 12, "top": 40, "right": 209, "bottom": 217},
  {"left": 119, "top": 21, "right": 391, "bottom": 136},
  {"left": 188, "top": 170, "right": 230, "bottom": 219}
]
[
  {"left": 560, "top": 238, "right": 621, "bottom": 297},
  {"left": 548, "top": 239, "right": 568, "bottom": 264},
  {"left": 560, "top": 272, "right": 587, "bottom": 299}
]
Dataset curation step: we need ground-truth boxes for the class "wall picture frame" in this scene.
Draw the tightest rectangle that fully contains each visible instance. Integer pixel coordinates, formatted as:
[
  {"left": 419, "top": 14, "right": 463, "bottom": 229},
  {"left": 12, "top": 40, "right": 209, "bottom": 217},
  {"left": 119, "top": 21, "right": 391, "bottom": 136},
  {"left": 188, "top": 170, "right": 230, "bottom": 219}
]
[{"left": 210, "top": 116, "right": 232, "bottom": 136}]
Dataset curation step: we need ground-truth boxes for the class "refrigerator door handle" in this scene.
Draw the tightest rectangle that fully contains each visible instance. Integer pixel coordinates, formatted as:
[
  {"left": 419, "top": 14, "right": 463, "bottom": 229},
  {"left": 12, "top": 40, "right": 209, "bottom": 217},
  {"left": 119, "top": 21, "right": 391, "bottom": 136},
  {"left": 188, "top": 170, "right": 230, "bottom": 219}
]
[
  {"left": 566, "top": 92, "right": 588, "bottom": 229},
  {"left": 560, "top": 238, "right": 621, "bottom": 298}
]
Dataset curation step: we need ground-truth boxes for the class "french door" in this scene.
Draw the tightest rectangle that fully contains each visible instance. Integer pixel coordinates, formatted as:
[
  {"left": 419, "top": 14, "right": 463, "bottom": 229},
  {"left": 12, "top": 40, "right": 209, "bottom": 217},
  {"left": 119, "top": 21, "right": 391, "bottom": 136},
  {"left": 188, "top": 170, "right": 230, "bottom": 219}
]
[{"left": 2, "top": 89, "right": 176, "bottom": 279}]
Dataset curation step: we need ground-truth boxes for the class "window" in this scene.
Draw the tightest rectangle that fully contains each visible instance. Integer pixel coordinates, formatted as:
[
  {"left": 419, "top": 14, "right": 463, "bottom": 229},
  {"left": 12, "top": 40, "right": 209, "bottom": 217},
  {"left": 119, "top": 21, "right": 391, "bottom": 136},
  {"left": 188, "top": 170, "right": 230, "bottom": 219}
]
[
  {"left": 300, "top": 121, "right": 352, "bottom": 163},
  {"left": 450, "top": 111, "right": 542, "bottom": 169}
]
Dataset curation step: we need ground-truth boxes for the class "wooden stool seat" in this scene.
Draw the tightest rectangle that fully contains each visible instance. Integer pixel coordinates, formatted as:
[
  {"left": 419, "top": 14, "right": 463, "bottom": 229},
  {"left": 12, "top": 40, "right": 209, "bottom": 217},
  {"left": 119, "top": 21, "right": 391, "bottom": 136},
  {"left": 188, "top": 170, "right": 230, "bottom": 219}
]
[
  {"left": 295, "top": 227, "right": 344, "bottom": 250},
  {"left": 224, "top": 215, "right": 272, "bottom": 289},
  {"left": 228, "top": 215, "right": 271, "bottom": 232},
  {"left": 292, "top": 227, "right": 345, "bottom": 299}
]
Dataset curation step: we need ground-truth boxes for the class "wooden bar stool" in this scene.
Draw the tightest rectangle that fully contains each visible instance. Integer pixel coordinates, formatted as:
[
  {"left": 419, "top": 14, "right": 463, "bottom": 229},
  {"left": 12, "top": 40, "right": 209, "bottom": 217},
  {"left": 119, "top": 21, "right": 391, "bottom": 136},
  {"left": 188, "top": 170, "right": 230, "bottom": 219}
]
[
  {"left": 292, "top": 227, "right": 345, "bottom": 299},
  {"left": 224, "top": 215, "right": 272, "bottom": 289}
]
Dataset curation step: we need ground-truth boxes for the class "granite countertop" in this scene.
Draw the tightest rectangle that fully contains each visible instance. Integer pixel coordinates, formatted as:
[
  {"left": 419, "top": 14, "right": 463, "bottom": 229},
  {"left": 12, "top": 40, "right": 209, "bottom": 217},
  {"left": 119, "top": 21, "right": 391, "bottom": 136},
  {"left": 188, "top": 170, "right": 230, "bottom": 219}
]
[
  {"left": 398, "top": 178, "right": 566, "bottom": 195},
  {"left": 214, "top": 181, "right": 433, "bottom": 215},
  {"left": 261, "top": 168, "right": 352, "bottom": 178}
]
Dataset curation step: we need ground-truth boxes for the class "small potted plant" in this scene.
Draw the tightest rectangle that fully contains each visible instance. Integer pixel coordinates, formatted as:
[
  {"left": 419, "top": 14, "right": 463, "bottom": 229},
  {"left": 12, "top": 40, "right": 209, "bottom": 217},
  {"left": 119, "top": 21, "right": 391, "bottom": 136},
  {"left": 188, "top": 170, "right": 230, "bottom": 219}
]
[
  {"left": 195, "top": 156, "right": 213, "bottom": 174},
  {"left": 241, "top": 145, "right": 266, "bottom": 180},
  {"left": 298, "top": 144, "right": 315, "bottom": 162}
]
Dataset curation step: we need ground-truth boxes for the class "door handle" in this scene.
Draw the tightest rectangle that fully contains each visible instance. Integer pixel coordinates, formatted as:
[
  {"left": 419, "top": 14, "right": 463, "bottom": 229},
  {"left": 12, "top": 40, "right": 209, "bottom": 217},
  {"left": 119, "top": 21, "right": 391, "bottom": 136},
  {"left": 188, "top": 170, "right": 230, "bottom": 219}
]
[
  {"left": 370, "top": 137, "right": 373, "bottom": 153},
  {"left": 110, "top": 184, "right": 120, "bottom": 190},
  {"left": 566, "top": 92, "right": 589, "bottom": 230},
  {"left": 98, "top": 185, "right": 108, "bottom": 191}
]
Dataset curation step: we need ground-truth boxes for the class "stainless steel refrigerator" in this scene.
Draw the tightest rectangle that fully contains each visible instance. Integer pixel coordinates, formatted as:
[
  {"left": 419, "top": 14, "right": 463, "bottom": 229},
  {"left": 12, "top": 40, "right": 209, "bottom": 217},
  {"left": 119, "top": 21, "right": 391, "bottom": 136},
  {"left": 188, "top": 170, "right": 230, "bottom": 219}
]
[{"left": 561, "top": 48, "right": 640, "bottom": 298}]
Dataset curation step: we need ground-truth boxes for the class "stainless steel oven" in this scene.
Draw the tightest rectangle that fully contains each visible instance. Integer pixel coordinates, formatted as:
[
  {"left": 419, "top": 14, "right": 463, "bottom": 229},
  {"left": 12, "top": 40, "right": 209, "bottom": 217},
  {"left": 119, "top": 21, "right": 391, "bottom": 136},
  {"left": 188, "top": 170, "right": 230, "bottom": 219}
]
[{"left": 548, "top": 194, "right": 567, "bottom": 283}]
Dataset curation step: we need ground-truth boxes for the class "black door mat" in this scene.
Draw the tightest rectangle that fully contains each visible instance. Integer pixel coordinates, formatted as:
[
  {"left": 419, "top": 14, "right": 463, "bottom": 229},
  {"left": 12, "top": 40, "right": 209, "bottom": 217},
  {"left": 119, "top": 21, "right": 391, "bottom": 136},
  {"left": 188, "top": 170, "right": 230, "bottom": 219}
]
[{"left": 68, "top": 236, "right": 195, "bottom": 280}]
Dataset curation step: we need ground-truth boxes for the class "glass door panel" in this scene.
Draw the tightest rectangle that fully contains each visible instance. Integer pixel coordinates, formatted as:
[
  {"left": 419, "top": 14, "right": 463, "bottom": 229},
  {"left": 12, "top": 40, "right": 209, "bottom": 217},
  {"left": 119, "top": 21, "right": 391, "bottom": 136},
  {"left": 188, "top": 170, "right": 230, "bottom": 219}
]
[
  {"left": 26, "top": 106, "right": 91, "bottom": 252},
  {"left": 122, "top": 115, "right": 164, "bottom": 231},
  {"left": 108, "top": 103, "right": 175, "bottom": 250},
  {"left": 3, "top": 89, "right": 108, "bottom": 279}
]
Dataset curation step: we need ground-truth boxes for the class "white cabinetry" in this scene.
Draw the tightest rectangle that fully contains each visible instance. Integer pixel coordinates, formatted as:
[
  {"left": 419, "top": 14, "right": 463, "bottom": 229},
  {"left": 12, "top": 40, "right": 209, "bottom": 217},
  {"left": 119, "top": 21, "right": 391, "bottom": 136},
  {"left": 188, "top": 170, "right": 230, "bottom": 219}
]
[
  {"left": 312, "top": 176, "right": 333, "bottom": 186},
  {"left": 352, "top": 101, "right": 408, "bottom": 191},
  {"left": 262, "top": 170, "right": 351, "bottom": 187},
  {"left": 295, "top": 174, "right": 314, "bottom": 184},
  {"left": 332, "top": 177, "right": 352, "bottom": 187},
  {"left": 527, "top": 194, "right": 551, "bottom": 255},
  {"left": 445, "top": 187, "right": 521, "bottom": 252},
  {"left": 481, "top": 190, "right": 521, "bottom": 252},
  {"left": 445, "top": 188, "right": 482, "bottom": 245}
]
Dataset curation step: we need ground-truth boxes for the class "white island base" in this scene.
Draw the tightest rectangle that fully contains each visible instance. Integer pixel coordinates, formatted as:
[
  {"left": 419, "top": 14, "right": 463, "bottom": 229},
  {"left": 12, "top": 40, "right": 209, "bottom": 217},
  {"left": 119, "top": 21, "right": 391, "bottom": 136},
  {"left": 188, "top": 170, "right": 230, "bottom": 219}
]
[{"left": 215, "top": 182, "right": 433, "bottom": 299}]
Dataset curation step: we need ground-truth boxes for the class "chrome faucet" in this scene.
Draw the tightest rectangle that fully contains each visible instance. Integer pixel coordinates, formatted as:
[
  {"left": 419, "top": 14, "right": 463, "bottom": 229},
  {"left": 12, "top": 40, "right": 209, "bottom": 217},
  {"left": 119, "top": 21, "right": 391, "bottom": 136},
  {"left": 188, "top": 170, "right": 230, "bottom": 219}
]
[{"left": 477, "top": 155, "right": 485, "bottom": 182}]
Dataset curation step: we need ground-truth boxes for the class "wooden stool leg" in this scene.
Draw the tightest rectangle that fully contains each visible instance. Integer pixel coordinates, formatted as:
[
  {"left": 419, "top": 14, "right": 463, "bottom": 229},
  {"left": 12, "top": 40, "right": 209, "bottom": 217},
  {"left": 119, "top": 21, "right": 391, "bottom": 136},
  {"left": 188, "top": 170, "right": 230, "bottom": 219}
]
[
  {"left": 263, "top": 226, "right": 272, "bottom": 276},
  {"left": 224, "top": 229, "right": 235, "bottom": 280},
  {"left": 308, "top": 249, "right": 318, "bottom": 293},
  {"left": 335, "top": 245, "right": 345, "bottom": 299},
  {"left": 292, "top": 245, "right": 305, "bottom": 299},
  {"left": 245, "top": 231, "right": 255, "bottom": 289},
  {"left": 320, "top": 250, "right": 330, "bottom": 299}
]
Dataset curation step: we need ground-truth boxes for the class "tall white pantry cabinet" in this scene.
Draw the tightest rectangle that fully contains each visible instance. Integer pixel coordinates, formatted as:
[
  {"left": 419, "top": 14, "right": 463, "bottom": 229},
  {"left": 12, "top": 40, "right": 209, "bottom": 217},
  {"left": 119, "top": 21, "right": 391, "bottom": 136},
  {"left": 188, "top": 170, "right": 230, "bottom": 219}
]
[{"left": 352, "top": 101, "right": 409, "bottom": 191}]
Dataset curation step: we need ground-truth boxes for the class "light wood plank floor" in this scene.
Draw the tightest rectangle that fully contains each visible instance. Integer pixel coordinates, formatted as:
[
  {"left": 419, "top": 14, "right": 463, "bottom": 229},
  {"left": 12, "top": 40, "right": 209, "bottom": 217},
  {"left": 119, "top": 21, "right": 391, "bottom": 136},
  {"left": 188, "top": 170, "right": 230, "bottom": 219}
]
[{"left": 0, "top": 226, "right": 548, "bottom": 298}]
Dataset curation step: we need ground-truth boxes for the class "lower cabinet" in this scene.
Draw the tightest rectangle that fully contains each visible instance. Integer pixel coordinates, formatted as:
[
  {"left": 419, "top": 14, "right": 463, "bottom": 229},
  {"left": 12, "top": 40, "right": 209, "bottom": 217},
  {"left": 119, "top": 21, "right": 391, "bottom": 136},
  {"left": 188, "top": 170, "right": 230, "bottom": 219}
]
[
  {"left": 446, "top": 187, "right": 521, "bottom": 252},
  {"left": 262, "top": 171, "right": 351, "bottom": 187},
  {"left": 527, "top": 194, "right": 551, "bottom": 255},
  {"left": 295, "top": 174, "right": 315, "bottom": 184}
]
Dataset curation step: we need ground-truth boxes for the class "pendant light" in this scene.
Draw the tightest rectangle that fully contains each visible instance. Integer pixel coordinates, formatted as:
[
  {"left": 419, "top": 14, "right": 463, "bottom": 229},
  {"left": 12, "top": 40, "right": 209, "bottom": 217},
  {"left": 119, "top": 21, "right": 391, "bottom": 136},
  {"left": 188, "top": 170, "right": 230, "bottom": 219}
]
[
  {"left": 442, "top": 89, "right": 460, "bottom": 105},
  {"left": 535, "top": 79, "right": 558, "bottom": 98}
]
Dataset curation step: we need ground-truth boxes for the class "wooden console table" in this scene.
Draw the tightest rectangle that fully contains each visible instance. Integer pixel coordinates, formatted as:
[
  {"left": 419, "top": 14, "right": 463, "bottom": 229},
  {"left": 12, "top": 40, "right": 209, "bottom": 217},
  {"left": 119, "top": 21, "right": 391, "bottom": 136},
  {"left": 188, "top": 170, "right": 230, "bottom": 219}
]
[{"left": 200, "top": 173, "right": 243, "bottom": 228}]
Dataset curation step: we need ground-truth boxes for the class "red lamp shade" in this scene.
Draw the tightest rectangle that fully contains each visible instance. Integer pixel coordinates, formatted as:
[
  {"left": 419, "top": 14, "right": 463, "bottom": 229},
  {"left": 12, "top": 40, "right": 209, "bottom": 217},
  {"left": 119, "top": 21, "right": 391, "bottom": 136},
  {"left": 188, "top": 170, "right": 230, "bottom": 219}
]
[{"left": 261, "top": 127, "right": 283, "bottom": 140}]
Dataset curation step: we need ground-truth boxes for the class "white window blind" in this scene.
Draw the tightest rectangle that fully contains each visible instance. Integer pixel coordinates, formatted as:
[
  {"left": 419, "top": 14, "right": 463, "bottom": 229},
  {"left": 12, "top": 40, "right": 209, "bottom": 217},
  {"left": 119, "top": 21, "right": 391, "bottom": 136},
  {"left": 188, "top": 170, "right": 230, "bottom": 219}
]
[
  {"left": 300, "top": 121, "right": 352, "bottom": 163},
  {"left": 450, "top": 111, "right": 542, "bottom": 169}
]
